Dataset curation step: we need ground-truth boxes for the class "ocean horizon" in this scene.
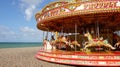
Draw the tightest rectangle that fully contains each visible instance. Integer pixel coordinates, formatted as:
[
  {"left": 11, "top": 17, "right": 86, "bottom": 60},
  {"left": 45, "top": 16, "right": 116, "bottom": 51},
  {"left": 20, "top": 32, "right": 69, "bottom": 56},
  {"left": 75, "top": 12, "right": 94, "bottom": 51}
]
[{"left": 0, "top": 42, "right": 43, "bottom": 48}]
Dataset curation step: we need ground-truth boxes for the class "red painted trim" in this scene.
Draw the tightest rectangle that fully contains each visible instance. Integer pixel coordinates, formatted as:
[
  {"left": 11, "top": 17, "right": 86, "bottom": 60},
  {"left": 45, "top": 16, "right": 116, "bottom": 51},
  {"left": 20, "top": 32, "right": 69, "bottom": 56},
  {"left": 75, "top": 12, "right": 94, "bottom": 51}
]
[
  {"left": 38, "top": 49, "right": 120, "bottom": 56},
  {"left": 35, "top": 55, "right": 120, "bottom": 66},
  {"left": 36, "top": 53, "right": 120, "bottom": 61},
  {"left": 36, "top": 48, "right": 120, "bottom": 66}
]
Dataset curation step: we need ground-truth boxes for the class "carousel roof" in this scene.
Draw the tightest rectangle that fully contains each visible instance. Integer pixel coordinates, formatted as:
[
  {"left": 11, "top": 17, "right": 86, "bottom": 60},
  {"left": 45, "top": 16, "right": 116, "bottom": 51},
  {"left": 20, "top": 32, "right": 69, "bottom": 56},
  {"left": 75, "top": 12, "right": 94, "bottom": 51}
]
[{"left": 35, "top": 0, "right": 120, "bottom": 33}]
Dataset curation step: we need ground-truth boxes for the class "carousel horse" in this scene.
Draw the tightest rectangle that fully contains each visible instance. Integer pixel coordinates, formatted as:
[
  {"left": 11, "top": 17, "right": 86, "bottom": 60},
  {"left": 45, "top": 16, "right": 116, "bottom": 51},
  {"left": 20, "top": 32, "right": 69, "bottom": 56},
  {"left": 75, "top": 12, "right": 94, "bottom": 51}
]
[
  {"left": 53, "top": 35, "right": 81, "bottom": 50},
  {"left": 71, "top": 41, "right": 81, "bottom": 47},
  {"left": 54, "top": 36, "right": 69, "bottom": 50},
  {"left": 69, "top": 40, "right": 81, "bottom": 50},
  {"left": 83, "top": 32, "right": 115, "bottom": 50},
  {"left": 60, "top": 37, "right": 81, "bottom": 49},
  {"left": 55, "top": 36, "right": 68, "bottom": 44},
  {"left": 43, "top": 39, "right": 52, "bottom": 50}
]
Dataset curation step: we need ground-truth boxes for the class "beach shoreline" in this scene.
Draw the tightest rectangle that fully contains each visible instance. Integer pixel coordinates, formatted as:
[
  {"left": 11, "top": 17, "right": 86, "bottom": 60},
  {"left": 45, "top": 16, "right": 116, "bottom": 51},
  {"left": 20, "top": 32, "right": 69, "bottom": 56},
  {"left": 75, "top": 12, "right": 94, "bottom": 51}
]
[{"left": 0, "top": 47, "right": 75, "bottom": 67}]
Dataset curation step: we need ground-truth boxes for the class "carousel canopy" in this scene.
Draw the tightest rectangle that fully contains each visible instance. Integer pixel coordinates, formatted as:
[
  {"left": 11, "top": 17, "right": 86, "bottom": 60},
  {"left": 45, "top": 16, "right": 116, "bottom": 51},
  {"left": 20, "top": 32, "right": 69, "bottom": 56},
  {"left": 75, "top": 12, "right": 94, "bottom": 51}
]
[{"left": 35, "top": 0, "right": 120, "bottom": 33}]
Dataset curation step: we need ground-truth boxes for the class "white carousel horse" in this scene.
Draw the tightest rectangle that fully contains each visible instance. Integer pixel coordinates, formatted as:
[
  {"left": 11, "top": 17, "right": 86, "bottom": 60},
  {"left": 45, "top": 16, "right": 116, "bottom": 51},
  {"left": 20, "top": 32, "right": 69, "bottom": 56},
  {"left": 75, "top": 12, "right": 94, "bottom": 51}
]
[
  {"left": 83, "top": 32, "right": 115, "bottom": 50},
  {"left": 43, "top": 39, "right": 52, "bottom": 50},
  {"left": 83, "top": 32, "right": 97, "bottom": 49}
]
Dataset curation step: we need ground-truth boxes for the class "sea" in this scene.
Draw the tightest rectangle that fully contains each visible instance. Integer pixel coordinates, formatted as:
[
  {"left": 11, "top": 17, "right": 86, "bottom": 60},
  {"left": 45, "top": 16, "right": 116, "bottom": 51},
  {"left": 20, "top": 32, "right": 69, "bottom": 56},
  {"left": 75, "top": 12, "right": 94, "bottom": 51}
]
[{"left": 0, "top": 42, "right": 43, "bottom": 48}]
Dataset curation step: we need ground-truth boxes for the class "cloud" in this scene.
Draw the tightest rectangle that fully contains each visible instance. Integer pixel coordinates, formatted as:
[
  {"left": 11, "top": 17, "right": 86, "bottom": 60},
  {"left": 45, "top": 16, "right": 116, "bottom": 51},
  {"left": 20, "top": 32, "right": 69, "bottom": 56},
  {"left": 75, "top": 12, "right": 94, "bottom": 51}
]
[
  {"left": 20, "top": 26, "right": 35, "bottom": 32},
  {"left": 20, "top": 26, "right": 43, "bottom": 41},
  {"left": 0, "top": 25, "right": 43, "bottom": 42},
  {"left": 19, "top": 0, "right": 43, "bottom": 21},
  {"left": 0, "top": 25, "right": 15, "bottom": 35},
  {"left": 0, "top": 25, "right": 16, "bottom": 41},
  {"left": 25, "top": 5, "right": 36, "bottom": 21}
]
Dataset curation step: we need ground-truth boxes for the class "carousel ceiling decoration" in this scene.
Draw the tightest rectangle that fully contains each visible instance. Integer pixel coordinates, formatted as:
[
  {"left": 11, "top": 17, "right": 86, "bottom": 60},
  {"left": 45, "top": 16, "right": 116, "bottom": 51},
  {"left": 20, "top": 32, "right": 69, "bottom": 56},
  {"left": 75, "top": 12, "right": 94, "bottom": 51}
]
[{"left": 35, "top": 0, "right": 120, "bottom": 32}]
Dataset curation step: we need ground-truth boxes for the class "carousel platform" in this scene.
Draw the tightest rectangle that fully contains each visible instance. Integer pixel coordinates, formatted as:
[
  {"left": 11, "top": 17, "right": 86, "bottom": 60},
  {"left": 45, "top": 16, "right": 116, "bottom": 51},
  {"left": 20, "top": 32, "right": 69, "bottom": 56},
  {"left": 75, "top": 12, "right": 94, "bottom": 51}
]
[{"left": 36, "top": 47, "right": 120, "bottom": 66}]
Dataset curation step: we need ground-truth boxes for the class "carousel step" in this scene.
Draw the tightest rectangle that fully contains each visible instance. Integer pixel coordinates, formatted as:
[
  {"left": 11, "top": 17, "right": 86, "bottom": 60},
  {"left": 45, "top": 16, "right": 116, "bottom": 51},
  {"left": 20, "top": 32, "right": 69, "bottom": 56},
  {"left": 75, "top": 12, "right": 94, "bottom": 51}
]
[
  {"left": 35, "top": 49, "right": 120, "bottom": 66},
  {"left": 37, "top": 50, "right": 120, "bottom": 61},
  {"left": 36, "top": 53, "right": 120, "bottom": 66}
]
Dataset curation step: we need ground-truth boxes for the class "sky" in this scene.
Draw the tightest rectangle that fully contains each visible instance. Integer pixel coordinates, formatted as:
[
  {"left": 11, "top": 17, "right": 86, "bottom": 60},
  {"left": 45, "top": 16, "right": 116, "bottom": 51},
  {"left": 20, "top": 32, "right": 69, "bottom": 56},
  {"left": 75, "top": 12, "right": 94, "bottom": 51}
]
[
  {"left": 1, "top": 0, "right": 120, "bottom": 42},
  {"left": 0, "top": 0, "right": 55, "bottom": 42}
]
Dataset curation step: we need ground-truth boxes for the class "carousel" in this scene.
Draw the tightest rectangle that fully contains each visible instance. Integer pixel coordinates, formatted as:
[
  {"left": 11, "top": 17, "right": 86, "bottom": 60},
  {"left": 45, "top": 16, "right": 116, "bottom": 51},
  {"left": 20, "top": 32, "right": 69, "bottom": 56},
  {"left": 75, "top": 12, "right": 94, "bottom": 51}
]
[{"left": 35, "top": 0, "right": 120, "bottom": 66}]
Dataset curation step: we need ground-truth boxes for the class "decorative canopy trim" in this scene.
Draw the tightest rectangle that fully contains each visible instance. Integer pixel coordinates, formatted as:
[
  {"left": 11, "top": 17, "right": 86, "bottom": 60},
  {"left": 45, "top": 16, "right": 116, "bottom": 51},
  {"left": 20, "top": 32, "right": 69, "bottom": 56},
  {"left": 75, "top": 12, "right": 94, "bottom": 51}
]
[{"left": 35, "top": 0, "right": 120, "bottom": 33}]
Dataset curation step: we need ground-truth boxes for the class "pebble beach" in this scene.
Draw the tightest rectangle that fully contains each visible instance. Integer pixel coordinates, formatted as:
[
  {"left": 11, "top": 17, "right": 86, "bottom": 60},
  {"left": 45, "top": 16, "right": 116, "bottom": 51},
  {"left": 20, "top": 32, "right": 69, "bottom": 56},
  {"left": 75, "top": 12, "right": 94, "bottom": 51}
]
[{"left": 0, "top": 47, "right": 76, "bottom": 67}]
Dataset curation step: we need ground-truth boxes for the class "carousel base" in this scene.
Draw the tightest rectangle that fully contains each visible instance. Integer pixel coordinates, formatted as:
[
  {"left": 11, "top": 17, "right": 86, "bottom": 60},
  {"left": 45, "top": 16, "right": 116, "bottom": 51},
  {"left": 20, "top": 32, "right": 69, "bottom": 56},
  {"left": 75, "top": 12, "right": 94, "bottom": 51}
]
[{"left": 35, "top": 47, "right": 120, "bottom": 66}]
